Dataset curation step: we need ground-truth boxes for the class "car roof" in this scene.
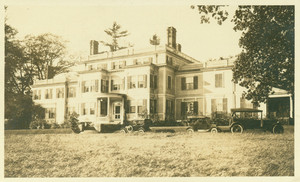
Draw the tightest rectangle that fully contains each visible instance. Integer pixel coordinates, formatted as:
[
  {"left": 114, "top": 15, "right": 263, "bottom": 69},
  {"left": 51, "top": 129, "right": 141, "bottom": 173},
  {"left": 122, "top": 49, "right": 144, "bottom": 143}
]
[{"left": 231, "top": 108, "right": 262, "bottom": 112}]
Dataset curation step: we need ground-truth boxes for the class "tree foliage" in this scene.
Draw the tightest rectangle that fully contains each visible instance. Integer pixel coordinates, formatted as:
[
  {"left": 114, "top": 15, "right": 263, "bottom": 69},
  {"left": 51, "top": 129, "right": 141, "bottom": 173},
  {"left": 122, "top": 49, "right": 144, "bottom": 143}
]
[
  {"left": 193, "top": 5, "right": 294, "bottom": 104},
  {"left": 100, "top": 22, "right": 131, "bottom": 52},
  {"left": 149, "top": 34, "right": 160, "bottom": 46},
  {"left": 23, "top": 33, "right": 68, "bottom": 80}
]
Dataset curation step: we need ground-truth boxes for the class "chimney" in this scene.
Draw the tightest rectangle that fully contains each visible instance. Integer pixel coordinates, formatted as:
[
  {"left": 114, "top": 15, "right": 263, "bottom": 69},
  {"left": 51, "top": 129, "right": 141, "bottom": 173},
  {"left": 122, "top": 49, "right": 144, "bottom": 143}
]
[
  {"left": 176, "top": 43, "right": 181, "bottom": 52},
  {"left": 90, "top": 40, "right": 99, "bottom": 55},
  {"left": 167, "top": 27, "right": 176, "bottom": 49}
]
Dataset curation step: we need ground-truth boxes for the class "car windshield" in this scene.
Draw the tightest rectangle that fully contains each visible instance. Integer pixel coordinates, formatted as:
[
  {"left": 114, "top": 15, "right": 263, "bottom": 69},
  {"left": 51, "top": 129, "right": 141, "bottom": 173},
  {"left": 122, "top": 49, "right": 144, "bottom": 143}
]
[{"left": 233, "top": 111, "right": 261, "bottom": 119}]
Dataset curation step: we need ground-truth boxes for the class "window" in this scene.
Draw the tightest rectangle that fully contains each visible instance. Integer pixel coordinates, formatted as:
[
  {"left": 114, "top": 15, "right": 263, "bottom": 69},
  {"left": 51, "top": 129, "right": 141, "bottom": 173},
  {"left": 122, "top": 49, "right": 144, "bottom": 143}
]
[
  {"left": 138, "top": 99, "right": 147, "bottom": 114},
  {"left": 81, "top": 103, "right": 87, "bottom": 115},
  {"left": 101, "top": 79, "right": 109, "bottom": 93},
  {"left": 100, "top": 98, "right": 108, "bottom": 116},
  {"left": 88, "top": 65, "right": 93, "bottom": 70},
  {"left": 67, "top": 107, "right": 76, "bottom": 116},
  {"left": 33, "top": 90, "right": 41, "bottom": 100},
  {"left": 127, "top": 100, "right": 136, "bottom": 113},
  {"left": 215, "top": 73, "right": 224, "bottom": 88},
  {"left": 166, "top": 100, "right": 174, "bottom": 114},
  {"left": 45, "top": 108, "right": 55, "bottom": 119},
  {"left": 138, "top": 75, "right": 147, "bottom": 88},
  {"left": 150, "top": 99, "right": 157, "bottom": 113},
  {"left": 150, "top": 75, "right": 158, "bottom": 89},
  {"left": 128, "top": 76, "right": 136, "bottom": 89},
  {"left": 181, "top": 101, "right": 198, "bottom": 116},
  {"left": 90, "top": 103, "right": 95, "bottom": 115},
  {"left": 45, "top": 89, "right": 53, "bottom": 99},
  {"left": 168, "top": 76, "right": 172, "bottom": 89},
  {"left": 111, "top": 77, "right": 123, "bottom": 91},
  {"left": 181, "top": 76, "right": 198, "bottom": 90},
  {"left": 68, "top": 87, "right": 76, "bottom": 98},
  {"left": 82, "top": 81, "right": 89, "bottom": 93},
  {"left": 56, "top": 88, "right": 64, "bottom": 98},
  {"left": 119, "top": 60, "right": 126, "bottom": 68},
  {"left": 211, "top": 98, "right": 227, "bottom": 113},
  {"left": 97, "top": 63, "right": 107, "bottom": 70}
]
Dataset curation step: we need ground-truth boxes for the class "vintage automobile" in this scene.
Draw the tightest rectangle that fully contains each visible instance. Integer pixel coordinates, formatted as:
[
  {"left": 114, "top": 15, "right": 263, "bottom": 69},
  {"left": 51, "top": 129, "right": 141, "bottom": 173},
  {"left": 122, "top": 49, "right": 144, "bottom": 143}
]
[
  {"left": 212, "top": 108, "right": 284, "bottom": 134},
  {"left": 120, "top": 119, "right": 152, "bottom": 133}
]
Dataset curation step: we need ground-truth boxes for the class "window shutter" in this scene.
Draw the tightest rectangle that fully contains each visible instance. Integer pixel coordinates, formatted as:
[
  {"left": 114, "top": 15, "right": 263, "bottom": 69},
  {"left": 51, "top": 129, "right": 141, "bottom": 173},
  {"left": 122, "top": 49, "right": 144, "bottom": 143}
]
[
  {"left": 122, "top": 78, "right": 125, "bottom": 90},
  {"left": 193, "top": 76, "right": 198, "bottom": 89},
  {"left": 82, "top": 81, "right": 85, "bottom": 93},
  {"left": 223, "top": 98, "right": 227, "bottom": 113},
  {"left": 194, "top": 101, "right": 198, "bottom": 115},
  {"left": 111, "top": 80, "right": 114, "bottom": 91},
  {"left": 127, "top": 76, "right": 131, "bottom": 89},
  {"left": 111, "top": 62, "right": 115, "bottom": 69},
  {"left": 150, "top": 75, "right": 153, "bottom": 88},
  {"left": 143, "top": 99, "right": 147, "bottom": 111},
  {"left": 95, "top": 80, "right": 99, "bottom": 92},
  {"left": 222, "top": 73, "right": 225, "bottom": 88},
  {"left": 144, "top": 75, "right": 147, "bottom": 88},
  {"left": 181, "top": 102, "right": 186, "bottom": 116},
  {"left": 181, "top": 77, "right": 186, "bottom": 90},
  {"left": 101, "top": 79, "right": 104, "bottom": 92},
  {"left": 106, "top": 80, "right": 109, "bottom": 92},
  {"left": 211, "top": 99, "right": 217, "bottom": 112},
  {"left": 154, "top": 75, "right": 157, "bottom": 89}
]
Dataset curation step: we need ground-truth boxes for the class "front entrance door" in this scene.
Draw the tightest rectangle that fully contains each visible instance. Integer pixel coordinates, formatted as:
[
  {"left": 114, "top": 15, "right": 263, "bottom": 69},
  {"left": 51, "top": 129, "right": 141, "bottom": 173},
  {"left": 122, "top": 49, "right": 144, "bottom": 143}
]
[{"left": 114, "top": 103, "right": 121, "bottom": 120}]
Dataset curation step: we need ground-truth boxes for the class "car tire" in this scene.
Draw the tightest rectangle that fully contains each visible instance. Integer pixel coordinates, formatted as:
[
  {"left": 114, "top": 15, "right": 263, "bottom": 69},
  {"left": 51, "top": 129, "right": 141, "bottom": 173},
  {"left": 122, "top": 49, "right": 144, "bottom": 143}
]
[
  {"left": 187, "top": 128, "right": 194, "bottom": 134},
  {"left": 273, "top": 125, "right": 284, "bottom": 134},
  {"left": 138, "top": 127, "right": 145, "bottom": 134},
  {"left": 211, "top": 128, "right": 218, "bottom": 133},
  {"left": 120, "top": 129, "right": 126, "bottom": 134},
  {"left": 126, "top": 125, "right": 133, "bottom": 133},
  {"left": 231, "top": 124, "right": 243, "bottom": 133}
]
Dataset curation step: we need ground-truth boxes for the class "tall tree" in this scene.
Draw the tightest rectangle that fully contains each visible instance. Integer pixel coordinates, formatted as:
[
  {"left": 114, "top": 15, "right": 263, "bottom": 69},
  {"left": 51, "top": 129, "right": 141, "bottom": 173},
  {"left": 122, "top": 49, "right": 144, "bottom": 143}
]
[
  {"left": 100, "top": 22, "right": 130, "bottom": 52},
  {"left": 192, "top": 5, "right": 294, "bottom": 106},
  {"left": 23, "top": 33, "right": 67, "bottom": 80}
]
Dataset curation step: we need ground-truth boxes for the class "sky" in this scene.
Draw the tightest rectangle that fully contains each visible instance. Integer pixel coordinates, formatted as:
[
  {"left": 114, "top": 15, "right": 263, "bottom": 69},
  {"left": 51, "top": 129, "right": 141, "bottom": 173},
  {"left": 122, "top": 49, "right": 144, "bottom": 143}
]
[{"left": 5, "top": 4, "right": 243, "bottom": 62}]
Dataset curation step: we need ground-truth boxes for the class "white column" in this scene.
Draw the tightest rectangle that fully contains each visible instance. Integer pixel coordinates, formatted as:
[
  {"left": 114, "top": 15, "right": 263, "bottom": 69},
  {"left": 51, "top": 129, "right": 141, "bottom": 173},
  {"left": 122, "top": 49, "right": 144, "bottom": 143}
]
[
  {"left": 107, "top": 97, "right": 110, "bottom": 121},
  {"left": 290, "top": 95, "right": 293, "bottom": 118}
]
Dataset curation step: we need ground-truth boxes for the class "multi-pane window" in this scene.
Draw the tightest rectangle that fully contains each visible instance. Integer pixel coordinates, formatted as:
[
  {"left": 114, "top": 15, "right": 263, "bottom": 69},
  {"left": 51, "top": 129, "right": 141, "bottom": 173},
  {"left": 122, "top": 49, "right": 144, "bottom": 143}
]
[
  {"left": 81, "top": 103, "right": 87, "bottom": 115},
  {"left": 82, "top": 81, "right": 89, "bottom": 93},
  {"left": 168, "top": 76, "right": 172, "bottom": 89},
  {"left": 128, "top": 76, "right": 136, "bottom": 89},
  {"left": 119, "top": 61, "right": 126, "bottom": 68},
  {"left": 101, "top": 79, "right": 109, "bottom": 93},
  {"left": 33, "top": 90, "right": 41, "bottom": 100},
  {"left": 45, "top": 89, "right": 53, "bottom": 99},
  {"left": 68, "top": 87, "right": 76, "bottom": 98},
  {"left": 150, "top": 99, "right": 157, "bottom": 113},
  {"left": 56, "top": 88, "right": 64, "bottom": 98},
  {"left": 211, "top": 98, "right": 227, "bottom": 113},
  {"left": 150, "top": 75, "right": 158, "bottom": 89},
  {"left": 45, "top": 108, "right": 55, "bottom": 119},
  {"left": 181, "top": 101, "right": 198, "bottom": 116},
  {"left": 97, "top": 63, "right": 107, "bottom": 70},
  {"left": 67, "top": 107, "right": 76, "bottom": 116},
  {"left": 215, "top": 73, "right": 224, "bottom": 88},
  {"left": 100, "top": 98, "right": 108, "bottom": 116},
  {"left": 90, "top": 103, "right": 95, "bottom": 115},
  {"left": 138, "top": 75, "right": 147, "bottom": 88},
  {"left": 181, "top": 76, "right": 198, "bottom": 90},
  {"left": 166, "top": 100, "right": 174, "bottom": 114},
  {"left": 111, "top": 77, "right": 123, "bottom": 91},
  {"left": 82, "top": 80, "right": 99, "bottom": 93},
  {"left": 127, "top": 100, "right": 136, "bottom": 113},
  {"left": 138, "top": 99, "right": 147, "bottom": 114}
]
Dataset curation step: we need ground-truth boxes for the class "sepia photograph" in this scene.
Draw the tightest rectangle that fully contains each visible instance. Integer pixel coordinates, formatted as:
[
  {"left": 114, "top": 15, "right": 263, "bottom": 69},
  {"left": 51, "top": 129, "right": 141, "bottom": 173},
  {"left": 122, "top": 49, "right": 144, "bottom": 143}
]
[{"left": 3, "top": 0, "right": 296, "bottom": 180}]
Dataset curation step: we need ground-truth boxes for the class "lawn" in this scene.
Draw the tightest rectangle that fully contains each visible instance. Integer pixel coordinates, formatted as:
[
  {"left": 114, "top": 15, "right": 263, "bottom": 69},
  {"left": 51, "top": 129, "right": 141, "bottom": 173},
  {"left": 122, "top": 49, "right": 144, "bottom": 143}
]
[{"left": 5, "top": 127, "right": 294, "bottom": 177}]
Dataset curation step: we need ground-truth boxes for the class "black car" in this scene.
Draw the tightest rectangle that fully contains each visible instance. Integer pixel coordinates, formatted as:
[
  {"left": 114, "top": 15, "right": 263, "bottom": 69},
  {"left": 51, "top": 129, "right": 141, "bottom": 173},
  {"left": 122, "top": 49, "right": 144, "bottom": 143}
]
[{"left": 213, "top": 108, "right": 284, "bottom": 134}]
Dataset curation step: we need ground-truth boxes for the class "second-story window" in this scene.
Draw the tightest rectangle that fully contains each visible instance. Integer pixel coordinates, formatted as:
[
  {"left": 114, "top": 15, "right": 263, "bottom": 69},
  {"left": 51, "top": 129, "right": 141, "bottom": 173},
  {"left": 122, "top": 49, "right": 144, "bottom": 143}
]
[
  {"left": 101, "top": 79, "right": 109, "bottom": 93},
  {"left": 68, "top": 87, "right": 76, "bottom": 98},
  {"left": 33, "top": 90, "right": 41, "bottom": 100},
  {"left": 111, "top": 77, "right": 123, "bottom": 91},
  {"left": 168, "top": 76, "right": 172, "bottom": 89},
  {"left": 181, "top": 76, "right": 198, "bottom": 90},
  {"left": 215, "top": 73, "right": 224, "bottom": 88},
  {"left": 45, "top": 89, "right": 53, "bottom": 99},
  {"left": 150, "top": 75, "right": 158, "bottom": 89},
  {"left": 138, "top": 75, "right": 147, "bottom": 88},
  {"left": 56, "top": 88, "right": 64, "bottom": 98}
]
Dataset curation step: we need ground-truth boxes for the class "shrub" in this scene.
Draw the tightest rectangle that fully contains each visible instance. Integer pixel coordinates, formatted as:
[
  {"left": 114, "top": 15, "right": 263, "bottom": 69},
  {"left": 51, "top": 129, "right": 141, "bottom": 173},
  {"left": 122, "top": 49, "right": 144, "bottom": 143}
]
[
  {"left": 69, "top": 112, "right": 80, "bottom": 134},
  {"left": 60, "top": 120, "right": 71, "bottom": 128},
  {"left": 50, "top": 122, "right": 60, "bottom": 129},
  {"left": 29, "top": 119, "right": 50, "bottom": 129}
]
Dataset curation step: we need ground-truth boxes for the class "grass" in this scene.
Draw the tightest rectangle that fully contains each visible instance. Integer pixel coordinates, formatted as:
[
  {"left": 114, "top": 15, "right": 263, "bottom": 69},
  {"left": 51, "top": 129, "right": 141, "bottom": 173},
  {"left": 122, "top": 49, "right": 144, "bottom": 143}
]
[{"left": 5, "top": 126, "right": 294, "bottom": 177}]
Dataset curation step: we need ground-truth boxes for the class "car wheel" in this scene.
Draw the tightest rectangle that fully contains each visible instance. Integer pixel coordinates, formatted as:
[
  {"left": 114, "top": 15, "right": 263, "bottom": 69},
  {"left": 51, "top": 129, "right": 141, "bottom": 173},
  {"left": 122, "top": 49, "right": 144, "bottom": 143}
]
[
  {"left": 126, "top": 125, "right": 133, "bottom": 133},
  {"left": 211, "top": 128, "right": 218, "bottom": 133},
  {"left": 120, "top": 129, "right": 126, "bottom": 134},
  {"left": 273, "top": 125, "right": 284, "bottom": 134},
  {"left": 187, "top": 128, "right": 194, "bottom": 134},
  {"left": 138, "top": 127, "right": 145, "bottom": 134},
  {"left": 231, "top": 124, "right": 243, "bottom": 133}
]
